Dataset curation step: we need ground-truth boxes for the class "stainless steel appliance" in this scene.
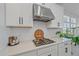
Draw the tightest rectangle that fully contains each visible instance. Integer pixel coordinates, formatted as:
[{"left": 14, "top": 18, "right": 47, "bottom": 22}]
[{"left": 33, "top": 4, "right": 55, "bottom": 22}]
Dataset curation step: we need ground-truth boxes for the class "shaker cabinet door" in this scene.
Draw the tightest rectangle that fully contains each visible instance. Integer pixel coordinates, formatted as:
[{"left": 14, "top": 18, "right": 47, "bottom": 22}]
[
  {"left": 58, "top": 42, "right": 71, "bottom": 56},
  {"left": 20, "top": 3, "right": 33, "bottom": 27},
  {"left": 51, "top": 45, "right": 58, "bottom": 56},
  {"left": 71, "top": 43, "right": 79, "bottom": 56},
  {"left": 6, "top": 3, "right": 20, "bottom": 27}
]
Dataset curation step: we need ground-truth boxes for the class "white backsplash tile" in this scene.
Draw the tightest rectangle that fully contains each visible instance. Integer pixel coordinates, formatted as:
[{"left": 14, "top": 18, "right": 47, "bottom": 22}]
[{"left": 9, "top": 21, "right": 61, "bottom": 42}]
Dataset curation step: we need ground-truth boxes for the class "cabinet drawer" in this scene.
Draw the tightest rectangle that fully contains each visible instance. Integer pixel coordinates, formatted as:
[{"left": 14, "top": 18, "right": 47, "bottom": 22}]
[
  {"left": 64, "top": 41, "right": 71, "bottom": 45},
  {"left": 51, "top": 49, "right": 58, "bottom": 56},
  {"left": 38, "top": 47, "right": 51, "bottom": 55},
  {"left": 16, "top": 50, "right": 37, "bottom": 56},
  {"left": 51, "top": 45, "right": 58, "bottom": 50},
  {"left": 58, "top": 44, "right": 71, "bottom": 56},
  {"left": 39, "top": 52, "right": 52, "bottom": 56},
  {"left": 59, "top": 41, "right": 71, "bottom": 48},
  {"left": 51, "top": 45, "right": 58, "bottom": 56}
]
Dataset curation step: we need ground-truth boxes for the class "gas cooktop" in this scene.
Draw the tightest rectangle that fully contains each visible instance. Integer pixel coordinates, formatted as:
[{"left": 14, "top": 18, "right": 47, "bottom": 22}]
[{"left": 33, "top": 38, "right": 55, "bottom": 47}]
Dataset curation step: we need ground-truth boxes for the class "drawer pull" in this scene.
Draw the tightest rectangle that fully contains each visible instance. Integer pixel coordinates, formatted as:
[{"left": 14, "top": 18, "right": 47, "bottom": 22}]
[{"left": 65, "top": 47, "right": 68, "bottom": 53}]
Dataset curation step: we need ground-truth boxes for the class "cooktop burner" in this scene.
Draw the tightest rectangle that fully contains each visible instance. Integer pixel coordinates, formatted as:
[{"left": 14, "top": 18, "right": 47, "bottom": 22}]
[{"left": 33, "top": 38, "right": 55, "bottom": 47}]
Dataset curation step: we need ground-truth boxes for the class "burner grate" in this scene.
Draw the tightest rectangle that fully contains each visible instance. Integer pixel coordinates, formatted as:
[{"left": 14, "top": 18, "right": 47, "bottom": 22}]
[{"left": 33, "top": 38, "right": 55, "bottom": 47}]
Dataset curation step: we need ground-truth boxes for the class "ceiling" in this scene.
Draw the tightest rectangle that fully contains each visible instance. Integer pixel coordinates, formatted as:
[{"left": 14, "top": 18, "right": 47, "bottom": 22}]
[{"left": 57, "top": 3, "right": 79, "bottom": 17}]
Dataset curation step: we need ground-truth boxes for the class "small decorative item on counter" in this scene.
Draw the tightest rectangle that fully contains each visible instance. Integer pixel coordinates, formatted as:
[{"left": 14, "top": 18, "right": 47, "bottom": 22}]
[
  {"left": 8, "top": 36, "right": 19, "bottom": 46},
  {"left": 33, "top": 29, "right": 55, "bottom": 47},
  {"left": 34, "top": 29, "right": 44, "bottom": 43}
]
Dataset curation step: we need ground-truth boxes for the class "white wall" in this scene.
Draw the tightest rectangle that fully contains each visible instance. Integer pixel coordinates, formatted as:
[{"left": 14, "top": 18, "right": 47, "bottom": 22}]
[
  {"left": 45, "top": 3, "right": 64, "bottom": 28},
  {"left": 0, "top": 4, "right": 10, "bottom": 49},
  {"left": 0, "top": 3, "right": 63, "bottom": 49}
]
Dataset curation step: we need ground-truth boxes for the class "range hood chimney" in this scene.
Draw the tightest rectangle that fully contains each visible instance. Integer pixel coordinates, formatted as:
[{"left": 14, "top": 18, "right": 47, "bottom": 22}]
[{"left": 33, "top": 4, "right": 55, "bottom": 22}]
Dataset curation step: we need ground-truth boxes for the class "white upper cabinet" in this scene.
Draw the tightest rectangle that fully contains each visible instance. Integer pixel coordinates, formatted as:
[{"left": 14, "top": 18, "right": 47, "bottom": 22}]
[
  {"left": 45, "top": 3, "right": 64, "bottom": 28},
  {"left": 6, "top": 4, "right": 20, "bottom": 27},
  {"left": 6, "top": 3, "right": 33, "bottom": 27}
]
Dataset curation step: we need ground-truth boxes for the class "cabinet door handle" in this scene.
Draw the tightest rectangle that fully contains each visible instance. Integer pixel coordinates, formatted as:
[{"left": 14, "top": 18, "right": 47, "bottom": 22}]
[
  {"left": 19, "top": 16, "right": 20, "bottom": 24},
  {"left": 48, "top": 54, "right": 51, "bottom": 56},
  {"left": 65, "top": 47, "right": 68, "bottom": 53},
  {"left": 19, "top": 17, "right": 23, "bottom": 24},
  {"left": 22, "top": 17, "right": 23, "bottom": 24}
]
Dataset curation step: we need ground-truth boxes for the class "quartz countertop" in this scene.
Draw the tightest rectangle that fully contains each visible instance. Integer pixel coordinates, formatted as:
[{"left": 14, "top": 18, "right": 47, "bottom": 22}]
[{"left": 0, "top": 38, "right": 71, "bottom": 56}]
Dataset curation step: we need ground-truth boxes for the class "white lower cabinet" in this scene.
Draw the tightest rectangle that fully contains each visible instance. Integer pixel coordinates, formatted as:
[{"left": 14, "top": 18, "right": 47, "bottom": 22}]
[
  {"left": 37, "top": 46, "right": 51, "bottom": 56},
  {"left": 71, "top": 43, "right": 79, "bottom": 56},
  {"left": 58, "top": 41, "right": 71, "bottom": 56},
  {"left": 37, "top": 45, "right": 58, "bottom": 56},
  {"left": 15, "top": 41, "right": 72, "bottom": 56}
]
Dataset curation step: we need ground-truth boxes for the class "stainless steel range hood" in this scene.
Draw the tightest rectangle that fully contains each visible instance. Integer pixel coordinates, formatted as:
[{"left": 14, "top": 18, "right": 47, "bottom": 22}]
[{"left": 33, "top": 4, "right": 55, "bottom": 22}]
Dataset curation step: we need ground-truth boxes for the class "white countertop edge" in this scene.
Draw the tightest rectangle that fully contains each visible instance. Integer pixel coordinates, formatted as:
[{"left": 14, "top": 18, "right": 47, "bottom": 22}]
[{"left": 0, "top": 39, "right": 71, "bottom": 56}]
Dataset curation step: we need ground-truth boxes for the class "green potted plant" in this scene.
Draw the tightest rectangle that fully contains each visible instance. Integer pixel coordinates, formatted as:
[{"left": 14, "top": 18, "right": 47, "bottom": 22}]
[
  {"left": 56, "top": 31, "right": 79, "bottom": 46},
  {"left": 56, "top": 31, "right": 73, "bottom": 38},
  {"left": 72, "top": 36, "right": 79, "bottom": 45}
]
